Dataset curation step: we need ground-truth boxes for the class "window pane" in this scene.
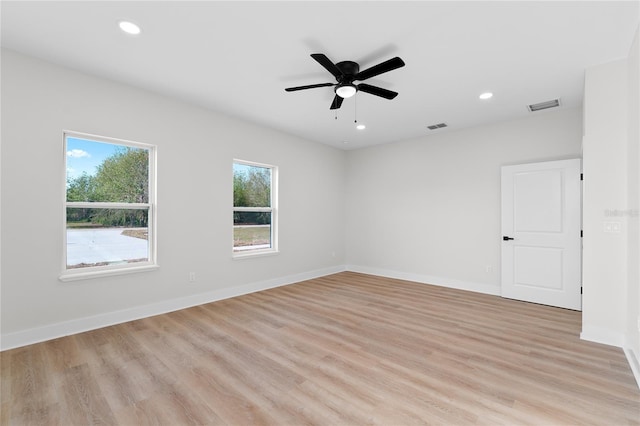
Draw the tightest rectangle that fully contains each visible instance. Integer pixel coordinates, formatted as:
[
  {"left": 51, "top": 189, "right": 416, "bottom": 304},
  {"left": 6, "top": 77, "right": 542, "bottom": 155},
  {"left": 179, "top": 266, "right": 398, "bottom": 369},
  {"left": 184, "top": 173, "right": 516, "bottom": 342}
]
[
  {"left": 66, "top": 137, "right": 149, "bottom": 203},
  {"left": 66, "top": 208, "right": 149, "bottom": 269},
  {"left": 233, "top": 211, "right": 272, "bottom": 251},
  {"left": 233, "top": 163, "right": 271, "bottom": 207}
]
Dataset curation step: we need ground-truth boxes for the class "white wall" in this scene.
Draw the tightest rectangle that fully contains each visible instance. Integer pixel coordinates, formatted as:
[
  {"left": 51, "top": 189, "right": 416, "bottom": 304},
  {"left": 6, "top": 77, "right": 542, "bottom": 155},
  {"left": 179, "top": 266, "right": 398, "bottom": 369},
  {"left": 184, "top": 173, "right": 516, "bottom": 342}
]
[
  {"left": 581, "top": 25, "right": 640, "bottom": 385},
  {"left": 0, "top": 49, "right": 346, "bottom": 349},
  {"left": 582, "top": 58, "right": 630, "bottom": 347},
  {"left": 626, "top": 26, "right": 640, "bottom": 369},
  {"left": 345, "top": 108, "right": 583, "bottom": 294}
]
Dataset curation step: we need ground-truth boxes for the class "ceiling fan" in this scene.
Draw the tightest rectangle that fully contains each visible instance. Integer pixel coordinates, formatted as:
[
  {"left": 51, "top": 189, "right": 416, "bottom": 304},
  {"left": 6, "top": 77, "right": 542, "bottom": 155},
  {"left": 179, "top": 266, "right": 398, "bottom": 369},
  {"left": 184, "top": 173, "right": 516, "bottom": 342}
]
[{"left": 285, "top": 53, "right": 405, "bottom": 110}]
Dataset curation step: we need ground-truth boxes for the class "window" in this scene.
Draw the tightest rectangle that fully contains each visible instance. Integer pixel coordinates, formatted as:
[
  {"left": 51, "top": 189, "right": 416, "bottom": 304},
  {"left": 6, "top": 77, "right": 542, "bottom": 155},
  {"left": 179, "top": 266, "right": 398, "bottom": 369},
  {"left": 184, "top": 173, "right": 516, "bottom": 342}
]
[
  {"left": 233, "top": 160, "right": 277, "bottom": 256},
  {"left": 62, "top": 131, "right": 156, "bottom": 280}
]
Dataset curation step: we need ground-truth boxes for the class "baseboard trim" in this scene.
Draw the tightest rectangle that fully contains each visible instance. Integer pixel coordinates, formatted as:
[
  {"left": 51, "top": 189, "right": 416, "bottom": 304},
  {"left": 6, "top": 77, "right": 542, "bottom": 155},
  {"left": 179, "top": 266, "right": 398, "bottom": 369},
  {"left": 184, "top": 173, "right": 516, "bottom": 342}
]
[
  {"left": 624, "top": 348, "right": 640, "bottom": 389},
  {"left": 0, "top": 265, "right": 346, "bottom": 351},
  {"left": 345, "top": 265, "right": 501, "bottom": 296},
  {"left": 580, "top": 325, "right": 627, "bottom": 348}
]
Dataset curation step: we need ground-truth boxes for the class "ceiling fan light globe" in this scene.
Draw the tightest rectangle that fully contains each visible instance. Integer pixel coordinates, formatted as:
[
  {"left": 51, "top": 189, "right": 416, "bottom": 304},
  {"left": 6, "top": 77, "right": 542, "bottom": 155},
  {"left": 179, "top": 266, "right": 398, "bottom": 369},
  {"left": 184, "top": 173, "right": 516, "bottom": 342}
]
[{"left": 336, "top": 84, "right": 357, "bottom": 99}]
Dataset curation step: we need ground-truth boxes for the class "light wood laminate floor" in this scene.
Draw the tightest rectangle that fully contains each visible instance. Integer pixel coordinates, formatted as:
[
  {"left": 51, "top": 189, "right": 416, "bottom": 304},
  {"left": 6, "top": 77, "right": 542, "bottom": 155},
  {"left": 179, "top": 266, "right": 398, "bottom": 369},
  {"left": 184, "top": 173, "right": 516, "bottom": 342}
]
[{"left": 2, "top": 272, "right": 639, "bottom": 425}]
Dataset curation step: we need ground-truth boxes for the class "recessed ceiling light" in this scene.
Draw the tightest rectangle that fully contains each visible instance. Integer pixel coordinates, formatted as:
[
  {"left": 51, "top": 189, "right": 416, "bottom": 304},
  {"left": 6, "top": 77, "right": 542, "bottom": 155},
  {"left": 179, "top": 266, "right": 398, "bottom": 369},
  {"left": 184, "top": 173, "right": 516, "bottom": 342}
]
[
  {"left": 356, "top": 124, "right": 366, "bottom": 130},
  {"left": 479, "top": 92, "right": 493, "bottom": 100},
  {"left": 119, "top": 21, "right": 141, "bottom": 35}
]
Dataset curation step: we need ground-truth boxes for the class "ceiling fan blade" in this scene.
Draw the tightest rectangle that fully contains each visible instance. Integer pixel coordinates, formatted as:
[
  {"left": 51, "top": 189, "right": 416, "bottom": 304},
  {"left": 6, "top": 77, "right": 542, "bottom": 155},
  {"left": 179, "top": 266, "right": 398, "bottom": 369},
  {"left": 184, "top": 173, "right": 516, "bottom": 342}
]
[
  {"left": 311, "top": 53, "right": 343, "bottom": 79},
  {"left": 285, "top": 82, "right": 335, "bottom": 92},
  {"left": 354, "top": 57, "right": 405, "bottom": 81},
  {"left": 357, "top": 83, "right": 398, "bottom": 100},
  {"left": 330, "top": 95, "right": 344, "bottom": 110}
]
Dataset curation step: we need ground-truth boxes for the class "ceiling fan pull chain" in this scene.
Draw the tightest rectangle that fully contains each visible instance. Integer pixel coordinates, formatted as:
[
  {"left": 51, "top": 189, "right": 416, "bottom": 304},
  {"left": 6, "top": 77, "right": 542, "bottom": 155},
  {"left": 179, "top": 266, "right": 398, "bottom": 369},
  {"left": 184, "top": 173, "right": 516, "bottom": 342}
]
[{"left": 354, "top": 93, "right": 358, "bottom": 124}]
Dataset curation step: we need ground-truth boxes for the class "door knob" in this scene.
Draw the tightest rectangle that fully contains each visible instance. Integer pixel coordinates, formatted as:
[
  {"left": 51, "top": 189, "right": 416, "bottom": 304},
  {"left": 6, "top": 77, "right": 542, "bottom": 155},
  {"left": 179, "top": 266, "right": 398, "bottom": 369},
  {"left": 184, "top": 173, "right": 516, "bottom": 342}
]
[{"left": 503, "top": 236, "right": 514, "bottom": 241}]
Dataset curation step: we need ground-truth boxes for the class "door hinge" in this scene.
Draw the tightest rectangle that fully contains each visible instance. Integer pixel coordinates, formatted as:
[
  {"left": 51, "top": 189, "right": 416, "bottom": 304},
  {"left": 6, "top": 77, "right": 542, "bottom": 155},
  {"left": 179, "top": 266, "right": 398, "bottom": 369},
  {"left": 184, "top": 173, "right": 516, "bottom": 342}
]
[
  {"left": 581, "top": 286, "right": 583, "bottom": 295},
  {"left": 581, "top": 230, "right": 583, "bottom": 237},
  {"left": 580, "top": 173, "right": 583, "bottom": 181}
]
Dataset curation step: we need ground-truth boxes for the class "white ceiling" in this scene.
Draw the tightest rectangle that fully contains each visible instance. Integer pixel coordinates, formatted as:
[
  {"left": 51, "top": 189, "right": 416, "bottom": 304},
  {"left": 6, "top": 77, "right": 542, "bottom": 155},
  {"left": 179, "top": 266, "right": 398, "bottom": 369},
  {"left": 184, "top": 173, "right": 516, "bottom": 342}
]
[{"left": 2, "top": 1, "right": 639, "bottom": 150}]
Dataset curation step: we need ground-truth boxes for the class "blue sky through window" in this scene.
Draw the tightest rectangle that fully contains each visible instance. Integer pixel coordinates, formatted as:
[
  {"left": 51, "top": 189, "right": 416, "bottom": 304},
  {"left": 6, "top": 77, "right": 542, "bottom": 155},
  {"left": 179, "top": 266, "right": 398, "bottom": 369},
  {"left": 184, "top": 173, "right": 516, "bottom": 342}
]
[
  {"left": 66, "top": 137, "right": 129, "bottom": 181},
  {"left": 233, "top": 162, "right": 269, "bottom": 176},
  {"left": 234, "top": 162, "right": 254, "bottom": 176}
]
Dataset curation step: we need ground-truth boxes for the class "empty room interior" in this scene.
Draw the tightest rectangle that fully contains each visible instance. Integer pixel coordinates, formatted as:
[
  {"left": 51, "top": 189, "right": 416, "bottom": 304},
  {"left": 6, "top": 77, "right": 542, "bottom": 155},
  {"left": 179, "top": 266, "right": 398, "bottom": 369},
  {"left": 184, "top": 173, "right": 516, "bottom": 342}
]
[{"left": 1, "top": 1, "right": 640, "bottom": 424}]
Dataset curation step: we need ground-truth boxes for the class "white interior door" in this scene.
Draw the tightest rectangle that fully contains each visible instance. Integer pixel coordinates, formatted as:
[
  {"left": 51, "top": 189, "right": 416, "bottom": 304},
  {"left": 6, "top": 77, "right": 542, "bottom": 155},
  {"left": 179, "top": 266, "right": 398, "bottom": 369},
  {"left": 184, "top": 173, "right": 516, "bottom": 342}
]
[{"left": 501, "top": 159, "right": 582, "bottom": 310}]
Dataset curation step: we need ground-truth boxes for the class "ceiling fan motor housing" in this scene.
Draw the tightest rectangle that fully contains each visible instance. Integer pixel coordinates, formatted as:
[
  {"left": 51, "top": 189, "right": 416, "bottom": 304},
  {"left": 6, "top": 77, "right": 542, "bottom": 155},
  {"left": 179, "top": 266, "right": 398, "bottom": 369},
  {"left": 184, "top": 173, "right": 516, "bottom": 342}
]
[{"left": 335, "top": 61, "right": 360, "bottom": 82}]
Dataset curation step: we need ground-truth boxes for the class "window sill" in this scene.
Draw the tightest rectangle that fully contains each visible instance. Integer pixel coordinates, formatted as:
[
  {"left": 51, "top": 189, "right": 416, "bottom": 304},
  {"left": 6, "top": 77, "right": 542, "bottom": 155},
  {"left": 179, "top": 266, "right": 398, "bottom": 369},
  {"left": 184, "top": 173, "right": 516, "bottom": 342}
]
[
  {"left": 59, "top": 264, "right": 159, "bottom": 282},
  {"left": 232, "top": 249, "right": 279, "bottom": 260}
]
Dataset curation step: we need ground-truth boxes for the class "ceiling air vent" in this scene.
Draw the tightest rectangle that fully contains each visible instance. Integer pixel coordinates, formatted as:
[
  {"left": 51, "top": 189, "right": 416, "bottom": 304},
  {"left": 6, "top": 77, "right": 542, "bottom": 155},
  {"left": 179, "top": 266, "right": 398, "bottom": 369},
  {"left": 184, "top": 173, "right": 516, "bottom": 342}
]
[
  {"left": 427, "top": 123, "right": 448, "bottom": 130},
  {"left": 527, "top": 98, "right": 561, "bottom": 112}
]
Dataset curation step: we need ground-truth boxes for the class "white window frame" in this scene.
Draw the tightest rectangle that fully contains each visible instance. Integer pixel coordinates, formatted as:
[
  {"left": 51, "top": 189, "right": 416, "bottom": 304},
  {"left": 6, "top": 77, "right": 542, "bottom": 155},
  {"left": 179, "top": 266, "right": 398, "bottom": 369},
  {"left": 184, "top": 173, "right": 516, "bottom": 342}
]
[
  {"left": 233, "top": 159, "right": 278, "bottom": 258},
  {"left": 60, "top": 131, "right": 158, "bottom": 281}
]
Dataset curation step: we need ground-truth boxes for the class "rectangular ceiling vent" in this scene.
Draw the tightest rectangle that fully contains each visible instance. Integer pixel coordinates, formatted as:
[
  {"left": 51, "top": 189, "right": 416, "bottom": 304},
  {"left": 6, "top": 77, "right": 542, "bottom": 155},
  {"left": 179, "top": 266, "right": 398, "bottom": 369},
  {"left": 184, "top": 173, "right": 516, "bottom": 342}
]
[
  {"left": 427, "top": 123, "right": 448, "bottom": 130},
  {"left": 527, "top": 98, "right": 561, "bottom": 112}
]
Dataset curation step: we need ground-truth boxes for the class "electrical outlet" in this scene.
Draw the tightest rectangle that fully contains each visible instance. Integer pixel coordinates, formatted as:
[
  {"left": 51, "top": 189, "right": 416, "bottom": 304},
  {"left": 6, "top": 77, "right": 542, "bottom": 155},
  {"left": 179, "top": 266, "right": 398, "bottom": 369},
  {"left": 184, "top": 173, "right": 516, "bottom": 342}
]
[
  {"left": 603, "top": 221, "right": 622, "bottom": 233},
  {"left": 485, "top": 265, "right": 493, "bottom": 273},
  {"left": 189, "top": 272, "right": 196, "bottom": 283}
]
